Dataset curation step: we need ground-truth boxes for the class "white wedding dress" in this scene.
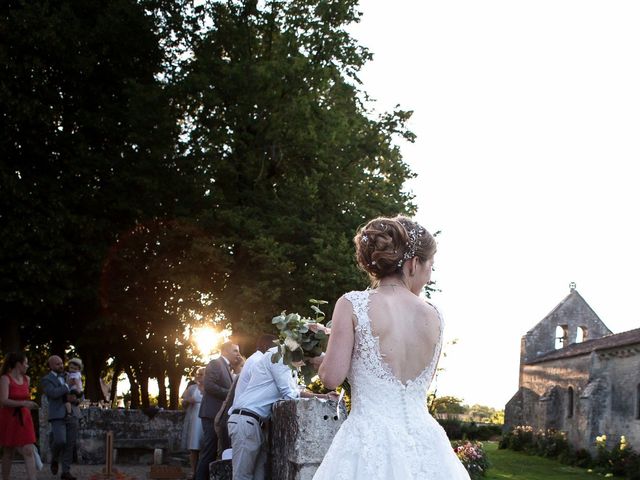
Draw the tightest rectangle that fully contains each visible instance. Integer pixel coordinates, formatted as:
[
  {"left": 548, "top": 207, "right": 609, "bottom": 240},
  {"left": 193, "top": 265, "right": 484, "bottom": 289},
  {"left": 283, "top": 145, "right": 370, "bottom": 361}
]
[{"left": 313, "top": 290, "right": 470, "bottom": 480}]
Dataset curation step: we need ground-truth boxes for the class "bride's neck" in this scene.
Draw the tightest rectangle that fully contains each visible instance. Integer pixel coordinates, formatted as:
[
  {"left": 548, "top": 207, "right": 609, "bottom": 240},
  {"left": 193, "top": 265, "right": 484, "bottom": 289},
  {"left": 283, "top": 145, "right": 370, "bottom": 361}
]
[{"left": 376, "top": 276, "right": 410, "bottom": 291}]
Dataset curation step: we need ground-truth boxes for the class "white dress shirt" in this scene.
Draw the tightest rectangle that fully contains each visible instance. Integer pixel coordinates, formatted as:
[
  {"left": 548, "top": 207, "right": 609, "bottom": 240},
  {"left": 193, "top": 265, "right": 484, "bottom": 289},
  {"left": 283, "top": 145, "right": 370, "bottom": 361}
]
[
  {"left": 229, "top": 347, "right": 299, "bottom": 419},
  {"left": 233, "top": 350, "right": 263, "bottom": 401}
]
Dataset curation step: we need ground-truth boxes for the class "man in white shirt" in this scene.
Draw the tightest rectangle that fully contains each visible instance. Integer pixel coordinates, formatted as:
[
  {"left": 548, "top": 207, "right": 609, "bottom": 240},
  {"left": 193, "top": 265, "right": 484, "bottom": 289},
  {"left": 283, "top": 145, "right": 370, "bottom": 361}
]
[
  {"left": 215, "top": 334, "right": 278, "bottom": 456},
  {"left": 233, "top": 334, "right": 277, "bottom": 401},
  {"left": 227, "top": 347, "right": 334, "bottom": 480}
]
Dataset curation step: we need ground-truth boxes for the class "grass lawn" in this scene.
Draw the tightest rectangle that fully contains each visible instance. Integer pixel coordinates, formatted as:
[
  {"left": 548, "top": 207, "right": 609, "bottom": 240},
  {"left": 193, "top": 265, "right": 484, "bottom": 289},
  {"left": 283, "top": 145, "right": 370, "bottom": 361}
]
[{"left": 484, "top": 442, "right": 596, "bottom": 480}]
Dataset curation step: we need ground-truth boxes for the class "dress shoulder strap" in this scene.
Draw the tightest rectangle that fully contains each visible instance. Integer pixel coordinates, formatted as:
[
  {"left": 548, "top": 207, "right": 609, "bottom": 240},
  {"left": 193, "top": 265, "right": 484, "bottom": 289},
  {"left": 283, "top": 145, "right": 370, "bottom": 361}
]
[{"left": 342, "top": 290, "right": 370, "bottom": 328}]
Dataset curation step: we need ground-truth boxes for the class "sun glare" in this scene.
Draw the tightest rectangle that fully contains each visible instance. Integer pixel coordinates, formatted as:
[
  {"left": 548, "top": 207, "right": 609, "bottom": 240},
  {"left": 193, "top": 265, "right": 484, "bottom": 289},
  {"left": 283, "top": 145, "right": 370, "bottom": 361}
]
[{"left": 191, "top": 326, "right": 232, "bottom": 358}]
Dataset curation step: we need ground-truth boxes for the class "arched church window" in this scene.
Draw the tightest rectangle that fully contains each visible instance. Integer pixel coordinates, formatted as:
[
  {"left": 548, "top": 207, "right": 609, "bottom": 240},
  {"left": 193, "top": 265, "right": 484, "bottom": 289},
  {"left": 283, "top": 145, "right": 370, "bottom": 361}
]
[
  {"left": 555, "top": 325, "right": 568, "bottom": 349},
  {"left": 567, "top": 387, "right": 574, "bottom": 418},
  {"left": 576, "top": 326, "right": 587, "bottom": 343}
]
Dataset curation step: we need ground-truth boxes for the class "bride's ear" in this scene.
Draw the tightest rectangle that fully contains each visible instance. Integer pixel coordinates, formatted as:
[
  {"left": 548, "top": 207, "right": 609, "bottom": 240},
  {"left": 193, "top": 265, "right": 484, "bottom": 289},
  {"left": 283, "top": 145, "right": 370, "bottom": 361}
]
[{"left": 408, "top": 257, "right": 418, "bottom": 277}]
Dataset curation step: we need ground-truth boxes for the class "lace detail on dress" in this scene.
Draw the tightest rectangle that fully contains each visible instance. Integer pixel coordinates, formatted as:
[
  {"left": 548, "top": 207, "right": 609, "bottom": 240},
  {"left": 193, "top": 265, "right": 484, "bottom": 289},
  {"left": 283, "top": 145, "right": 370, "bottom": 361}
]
[{"left": 344, "top": 289, "right": 443, "bottom": 389}]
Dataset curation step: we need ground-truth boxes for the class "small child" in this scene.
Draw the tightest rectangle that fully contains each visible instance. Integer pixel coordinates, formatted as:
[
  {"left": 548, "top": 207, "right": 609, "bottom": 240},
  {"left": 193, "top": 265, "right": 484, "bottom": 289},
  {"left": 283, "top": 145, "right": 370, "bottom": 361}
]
[{"left": 65, "top": 358, "right": 84, "bottom": 415}]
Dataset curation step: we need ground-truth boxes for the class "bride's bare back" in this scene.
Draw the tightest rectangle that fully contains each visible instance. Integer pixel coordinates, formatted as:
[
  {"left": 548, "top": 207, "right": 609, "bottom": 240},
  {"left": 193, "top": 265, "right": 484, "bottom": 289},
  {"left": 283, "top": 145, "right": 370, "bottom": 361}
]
[{"left": 368, "top": 287, "right": 441, "bottom": 384}]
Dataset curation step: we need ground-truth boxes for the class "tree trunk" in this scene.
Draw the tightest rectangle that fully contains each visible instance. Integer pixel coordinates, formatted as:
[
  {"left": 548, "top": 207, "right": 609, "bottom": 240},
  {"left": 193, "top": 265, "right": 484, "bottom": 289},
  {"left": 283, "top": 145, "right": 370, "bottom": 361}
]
[
  {"left": 125, "top": 365, "right": 140, "bottom": 409},
  {"left": 168, "top": 371, "right": 182, "bottom": 410},
  {"left": 82, "top": 353, "right": 103, "bottom": 402},
  {"left": 1, "top": 309, "right": 21, "bottom": 352},
  {"left": 140, "top": 369, "right": 150, "bottom": 409},
  {"left": 110, "top": 361, "right": 120, "bottom": 407},
  {"left": 156, "top": 371, "right": 167, "bottom": 409}
]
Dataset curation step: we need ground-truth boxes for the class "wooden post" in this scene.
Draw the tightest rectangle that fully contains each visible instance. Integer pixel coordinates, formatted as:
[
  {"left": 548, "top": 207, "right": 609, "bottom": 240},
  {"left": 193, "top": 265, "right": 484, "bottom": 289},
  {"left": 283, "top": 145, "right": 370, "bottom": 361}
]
[{"left": 105, "top": 431, "right": 113, "bottom": 476}]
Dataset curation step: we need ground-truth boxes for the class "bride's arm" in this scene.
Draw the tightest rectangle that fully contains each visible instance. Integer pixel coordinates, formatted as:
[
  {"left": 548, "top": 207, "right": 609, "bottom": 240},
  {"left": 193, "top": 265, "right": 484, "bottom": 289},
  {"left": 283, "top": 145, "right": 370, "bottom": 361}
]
[{"left": 318, "top": 296, "right": 355, "bottom": 389}]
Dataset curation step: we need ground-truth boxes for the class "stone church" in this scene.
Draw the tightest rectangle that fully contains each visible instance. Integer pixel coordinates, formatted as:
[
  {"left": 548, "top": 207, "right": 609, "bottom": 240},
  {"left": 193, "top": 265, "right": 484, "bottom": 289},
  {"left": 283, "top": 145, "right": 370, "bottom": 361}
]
[{"left": 504, "top": 285, "right": 640, "bottom": 452}]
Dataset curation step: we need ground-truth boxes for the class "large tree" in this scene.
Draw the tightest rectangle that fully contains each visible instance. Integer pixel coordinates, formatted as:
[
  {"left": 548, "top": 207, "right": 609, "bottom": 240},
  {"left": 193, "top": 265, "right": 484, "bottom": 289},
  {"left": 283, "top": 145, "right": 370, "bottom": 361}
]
[
  {"left": 0, "top": 0, "right": 191, "bottom": 399},
  {"left": 180, "top": 0, "right": 416, "bottom": 341},
  {"left": 1, "top": 0, "right": 418, "bottom": 403}
]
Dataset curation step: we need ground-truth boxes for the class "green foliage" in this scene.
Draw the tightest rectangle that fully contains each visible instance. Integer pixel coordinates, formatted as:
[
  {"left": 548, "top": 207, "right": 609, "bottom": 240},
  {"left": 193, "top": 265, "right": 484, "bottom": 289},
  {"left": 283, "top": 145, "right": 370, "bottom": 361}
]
[
  {"left": 2, "top": 0, "right": 416, "bottom": 406},
  {"left": 500, "top": 427, "right": 640, "bottom": 479},
  {"left": 432, "top": 395, "right": 466, "bottom": 414},
  {"left": 484, "top": 441, "right": 599, "bottom": 480},
  {"left": 438, "top": 419, "right": 502, "bottom": 441},
  {"left": 179, "top": 0, "right": 416, "bottom": 338}
]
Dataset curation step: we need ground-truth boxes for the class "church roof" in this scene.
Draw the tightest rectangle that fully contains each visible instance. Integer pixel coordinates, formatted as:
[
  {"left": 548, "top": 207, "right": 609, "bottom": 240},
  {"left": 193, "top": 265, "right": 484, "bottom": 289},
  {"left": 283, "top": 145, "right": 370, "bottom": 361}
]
[
  {"left": 526, "top": 288, "right": 606, "bottom": 335},
  {"left": 527, "top": 327, "right": 640, "bottom": 364}
]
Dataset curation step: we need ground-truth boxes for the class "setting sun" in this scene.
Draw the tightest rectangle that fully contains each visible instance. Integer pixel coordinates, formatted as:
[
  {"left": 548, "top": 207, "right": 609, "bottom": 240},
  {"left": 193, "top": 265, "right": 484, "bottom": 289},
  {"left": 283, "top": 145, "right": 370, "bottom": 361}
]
[{"left": 191, "top": 326, "right": 230, "bottom": 357}]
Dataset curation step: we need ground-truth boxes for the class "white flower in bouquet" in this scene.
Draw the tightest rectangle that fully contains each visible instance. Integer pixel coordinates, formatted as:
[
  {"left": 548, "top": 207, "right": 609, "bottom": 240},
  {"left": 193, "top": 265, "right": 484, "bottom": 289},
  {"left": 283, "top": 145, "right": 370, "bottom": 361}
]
[{"left": 284, "top": 336, "right": 301, "bottom": 352}]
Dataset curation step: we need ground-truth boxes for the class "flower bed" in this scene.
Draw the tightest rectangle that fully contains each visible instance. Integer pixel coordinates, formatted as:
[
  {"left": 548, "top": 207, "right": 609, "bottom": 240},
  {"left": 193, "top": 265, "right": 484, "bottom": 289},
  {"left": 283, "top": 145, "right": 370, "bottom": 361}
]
[{"left": 453, "top": 440, "right": 490, "bottom": 479}]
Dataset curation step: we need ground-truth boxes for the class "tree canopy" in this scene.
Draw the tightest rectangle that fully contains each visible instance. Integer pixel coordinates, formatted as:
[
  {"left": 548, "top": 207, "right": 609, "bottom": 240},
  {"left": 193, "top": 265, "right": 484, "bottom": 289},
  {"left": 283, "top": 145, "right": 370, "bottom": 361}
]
[{"left": 1, "top": 0, "right": 417, "bottom": 407}]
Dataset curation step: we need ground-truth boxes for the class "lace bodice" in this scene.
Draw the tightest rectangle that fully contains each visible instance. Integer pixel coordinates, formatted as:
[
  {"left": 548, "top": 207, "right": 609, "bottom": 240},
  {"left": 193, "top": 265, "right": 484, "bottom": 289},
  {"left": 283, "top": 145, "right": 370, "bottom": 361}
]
[{"left": 344, "top": 289, "right": 443, "bottom": 421}]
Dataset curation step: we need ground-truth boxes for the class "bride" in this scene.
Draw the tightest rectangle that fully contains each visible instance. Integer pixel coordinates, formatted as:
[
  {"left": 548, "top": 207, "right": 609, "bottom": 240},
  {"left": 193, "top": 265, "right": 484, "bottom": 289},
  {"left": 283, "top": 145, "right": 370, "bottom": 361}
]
[{"left": 313, "top": 215, "right": 470, "bottom": 479}]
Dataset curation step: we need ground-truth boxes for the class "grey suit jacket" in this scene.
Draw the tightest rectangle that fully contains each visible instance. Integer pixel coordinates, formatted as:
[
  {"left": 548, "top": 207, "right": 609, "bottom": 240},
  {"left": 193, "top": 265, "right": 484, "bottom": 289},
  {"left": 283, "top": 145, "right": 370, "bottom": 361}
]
[
  {"left": 40, "top": 371, "right": 71, "bottom": 421},
  {"left": 199, "top": 357, "right": 233, "bottom": 419}
]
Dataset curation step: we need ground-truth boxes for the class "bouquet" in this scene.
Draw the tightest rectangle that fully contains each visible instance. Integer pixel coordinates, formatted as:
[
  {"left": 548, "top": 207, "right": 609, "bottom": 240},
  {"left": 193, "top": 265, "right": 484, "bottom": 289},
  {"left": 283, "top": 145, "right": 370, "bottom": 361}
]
[{"left": 271, "top": 299, "right": 331, "bottom": 384}]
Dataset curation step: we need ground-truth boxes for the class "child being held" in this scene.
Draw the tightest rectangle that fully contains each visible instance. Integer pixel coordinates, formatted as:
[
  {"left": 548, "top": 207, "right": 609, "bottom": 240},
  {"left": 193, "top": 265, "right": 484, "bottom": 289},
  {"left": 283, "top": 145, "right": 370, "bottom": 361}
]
[{"left": 65, "top": 358, "right": 84, "bottom": 415}]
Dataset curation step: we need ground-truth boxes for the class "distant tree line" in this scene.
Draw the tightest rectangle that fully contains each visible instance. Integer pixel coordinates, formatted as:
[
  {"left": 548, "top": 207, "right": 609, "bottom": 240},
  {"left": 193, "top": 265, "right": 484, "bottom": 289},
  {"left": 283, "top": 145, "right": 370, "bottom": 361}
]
[{"left": 0, "top": 0, "right": 416, "bottom": 408}]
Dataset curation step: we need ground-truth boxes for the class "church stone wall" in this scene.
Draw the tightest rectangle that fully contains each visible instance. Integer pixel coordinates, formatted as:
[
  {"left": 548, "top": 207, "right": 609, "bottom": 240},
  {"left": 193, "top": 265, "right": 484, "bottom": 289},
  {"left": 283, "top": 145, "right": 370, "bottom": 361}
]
[
  {"left": 508, "top": 348, "right": 640, "bottom": 452},
  {"left": 522, "top": 291, "right": 611, "bottom": 364},
  {"left": 589, "top": 348, "right": 640, "bottom": 451}
]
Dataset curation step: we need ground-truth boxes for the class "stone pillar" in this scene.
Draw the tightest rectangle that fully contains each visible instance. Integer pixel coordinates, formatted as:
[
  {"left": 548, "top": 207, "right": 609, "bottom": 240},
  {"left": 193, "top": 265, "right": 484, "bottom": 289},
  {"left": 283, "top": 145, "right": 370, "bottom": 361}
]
[
  {"left": 269, "top": 398, "right": 346, "bottom": 480},
  {"left": 38, "top": 394, "right": 50, "bottom": 463}
]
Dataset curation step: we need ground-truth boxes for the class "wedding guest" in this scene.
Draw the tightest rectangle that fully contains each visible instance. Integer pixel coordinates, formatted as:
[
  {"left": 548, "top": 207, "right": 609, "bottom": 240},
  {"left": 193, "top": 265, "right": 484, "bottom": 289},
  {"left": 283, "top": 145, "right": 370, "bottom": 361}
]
[
  {"left": 215, "top": 334, "right": 276, "bottom": 459},
  {"left": 195, "top": 342, "right": 242, "bottom": 480},
  {"left": 214, "top": 354, "right": 246, "bottom": 457},
  {"left": 41, "top": 355, "right": 80, "bottom": 480},
  {"left": 182, "top": 367, "right": 205, "bottom": 477},
  {"left": 64, "top": 358, "right": 84, "bottom": 416},
  {"left": 0, "top": 352, "right": 38, "bottom": 480},
  {"left": 227, "top": 347, "right": 336, "bottom": 480},
  {"left": 234, "top": 334, "right": 277, "bottom": 400}
]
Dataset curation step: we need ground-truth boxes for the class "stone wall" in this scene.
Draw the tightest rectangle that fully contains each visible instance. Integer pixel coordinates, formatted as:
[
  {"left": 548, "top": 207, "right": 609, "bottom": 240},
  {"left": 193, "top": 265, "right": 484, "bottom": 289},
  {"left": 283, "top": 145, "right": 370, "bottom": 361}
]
[
  {"left": 521, "top": 290, "right": 611, "bottom": 364},
  {"left": 588, "top": 347, "right": 640, "bottom": 451},
  {"left": 38, "top": 397, "right": 347, "bottom": 475},
  {"left": 506, "top": 347, "right": 640, "bottom": 452},
  {"left": 269, "top": 398, "right": 346, "bottom": 480},
  {"left": 39, "top": 403, "right": 185, "bottom": 465}
]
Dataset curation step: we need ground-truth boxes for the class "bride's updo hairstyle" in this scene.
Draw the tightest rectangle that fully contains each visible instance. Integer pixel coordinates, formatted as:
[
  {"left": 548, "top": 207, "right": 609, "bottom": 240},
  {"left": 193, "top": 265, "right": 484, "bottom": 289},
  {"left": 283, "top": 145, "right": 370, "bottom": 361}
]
[{"left": 354, "top": 215, "right": 436, "bottom": 285}]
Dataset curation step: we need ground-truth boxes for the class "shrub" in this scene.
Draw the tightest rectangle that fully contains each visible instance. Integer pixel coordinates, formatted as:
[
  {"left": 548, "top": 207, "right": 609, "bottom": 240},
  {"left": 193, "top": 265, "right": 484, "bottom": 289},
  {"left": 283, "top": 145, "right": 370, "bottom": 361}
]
[
  {"left": 439, "top": 418, "right": 464, "bottom": 440},
  {"left": 534, "top": 429, "right": 570, "bottom": 458},
  {"left": 463, "top": 423, "right": 503, "bottom": 441},
  {"left": 571, "top": 448, "right": 593, "bottom": 468},
  {"left": 453, "top": 440, "right": 490, "bottom": 479},
  {"left": 500, "top": 425, "right": 534, "bottom": 451},
  {"left": 501, "top": 427, "right": 640, "bottom": 479}
]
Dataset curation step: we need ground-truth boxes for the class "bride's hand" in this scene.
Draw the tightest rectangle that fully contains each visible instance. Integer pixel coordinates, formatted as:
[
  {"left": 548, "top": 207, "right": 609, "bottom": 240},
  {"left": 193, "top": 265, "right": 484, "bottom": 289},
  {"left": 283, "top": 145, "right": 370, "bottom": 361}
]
[
  {"left": 305, "top": 353, "right": 325, "bottom": 371},
  {"left": 308, "top": 323, "right": 331, "bottom": 335},
  {"left": 325, "top": 391, "right": 340, "bottom": 401}
]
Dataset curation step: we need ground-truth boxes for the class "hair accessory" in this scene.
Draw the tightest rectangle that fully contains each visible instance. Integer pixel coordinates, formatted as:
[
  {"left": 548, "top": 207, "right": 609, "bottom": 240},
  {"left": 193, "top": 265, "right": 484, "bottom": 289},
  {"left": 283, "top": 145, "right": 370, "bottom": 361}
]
[
  {"left": 361, "top": 234, "right": 369, "bottom": 243},
  {"left": 397, "top": 223, "right": 426, "bottom": 267}
]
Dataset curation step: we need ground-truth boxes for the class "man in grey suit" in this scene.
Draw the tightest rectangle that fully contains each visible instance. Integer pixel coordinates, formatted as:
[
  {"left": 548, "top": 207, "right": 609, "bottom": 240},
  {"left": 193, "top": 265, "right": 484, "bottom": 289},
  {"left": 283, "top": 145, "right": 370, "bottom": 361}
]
[
  {"left": 40, "top": 356, "right": 79, "bottom": 480},
  {"left": 195, "top": 341, "right": 242, "bottom": 480}
]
